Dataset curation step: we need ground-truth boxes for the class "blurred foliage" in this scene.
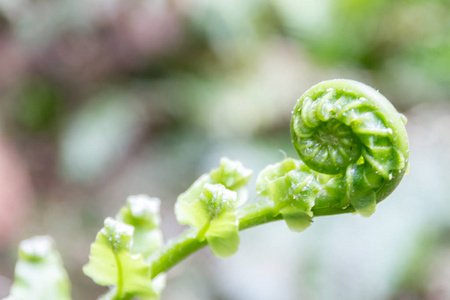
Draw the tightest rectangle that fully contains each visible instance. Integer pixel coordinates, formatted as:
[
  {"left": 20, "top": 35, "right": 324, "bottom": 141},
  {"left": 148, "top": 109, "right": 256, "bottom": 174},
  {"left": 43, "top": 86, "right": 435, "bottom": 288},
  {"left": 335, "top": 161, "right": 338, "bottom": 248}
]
[
  {"left": 16, "top": 79, "right": 63, "bottom": 133},
  {"left": 0, "top": 0, "right": 450, "bottom": 299}
]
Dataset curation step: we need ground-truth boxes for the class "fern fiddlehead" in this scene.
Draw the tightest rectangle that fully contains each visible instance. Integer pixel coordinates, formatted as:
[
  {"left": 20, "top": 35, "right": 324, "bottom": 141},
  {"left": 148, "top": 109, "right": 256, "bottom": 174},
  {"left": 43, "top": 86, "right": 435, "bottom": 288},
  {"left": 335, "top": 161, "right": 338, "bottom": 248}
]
[
  {"left": 291, "top": 79, "right": 409, "bottom": 216},
  {"left": 254, "top": 79, "right": 409, "bottom": 233}
]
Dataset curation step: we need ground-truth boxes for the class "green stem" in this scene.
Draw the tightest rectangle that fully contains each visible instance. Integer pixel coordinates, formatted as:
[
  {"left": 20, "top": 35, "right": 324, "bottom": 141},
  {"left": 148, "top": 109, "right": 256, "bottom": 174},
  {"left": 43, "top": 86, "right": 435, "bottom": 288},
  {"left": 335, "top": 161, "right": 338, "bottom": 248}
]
[
  {"left": 113, "top": 253, "right": 124, "bottom": 299},
  {"left": 237, "top": 202, "right": 282, "bottom": 230},
  {"left": 149, "top": 201, "right": 355, "bottom": 278},
  {"left": 149, "top": 229, "right": 206, "bottom": 279}
]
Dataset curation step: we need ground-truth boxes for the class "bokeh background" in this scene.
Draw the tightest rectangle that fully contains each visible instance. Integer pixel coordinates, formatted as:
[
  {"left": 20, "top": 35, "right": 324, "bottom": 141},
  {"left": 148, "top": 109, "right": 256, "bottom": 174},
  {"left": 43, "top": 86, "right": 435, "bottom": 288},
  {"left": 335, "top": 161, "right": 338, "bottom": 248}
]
[{"left": 0, "top": 0, "right": 450, "bottom": 299}]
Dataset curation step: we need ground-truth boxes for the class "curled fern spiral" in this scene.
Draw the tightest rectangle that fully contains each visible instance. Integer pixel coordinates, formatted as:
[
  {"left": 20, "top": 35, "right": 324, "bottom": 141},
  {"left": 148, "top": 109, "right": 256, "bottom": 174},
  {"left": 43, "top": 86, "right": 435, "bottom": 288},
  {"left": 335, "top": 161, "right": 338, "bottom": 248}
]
[{"left": 289, "top": 79, "right": 409, "bottom": 217}]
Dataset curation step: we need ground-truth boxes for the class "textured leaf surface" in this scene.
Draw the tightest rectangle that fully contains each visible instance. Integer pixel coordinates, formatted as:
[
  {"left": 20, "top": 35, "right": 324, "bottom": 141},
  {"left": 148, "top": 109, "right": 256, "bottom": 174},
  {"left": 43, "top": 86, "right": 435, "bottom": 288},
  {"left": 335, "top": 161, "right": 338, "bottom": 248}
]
[
  {"left": 176, "top": 158, "right": 252, "bottom": 211},
  {"left": 256, "top": 158, "right": 320, "bottom": 231},
  {"left": 210, "top": 158, "right": 253, "bottom": 191},
  {"left": 176, "top": 183, "right": 240, "bottom": 257},
  {"left": 291, "top": 79, "right": 410, "bottom": 215},
  {"left": 83, "top": 218, "right": 156, "bottom": 299}
]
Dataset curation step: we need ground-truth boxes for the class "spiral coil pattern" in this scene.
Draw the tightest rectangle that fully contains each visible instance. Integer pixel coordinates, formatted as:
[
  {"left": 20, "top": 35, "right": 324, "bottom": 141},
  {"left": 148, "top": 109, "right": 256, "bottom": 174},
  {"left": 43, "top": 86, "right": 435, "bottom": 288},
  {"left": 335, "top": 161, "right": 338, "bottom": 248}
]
[{"left": 291, "top": 79, "right": 409, "bottom": 215}]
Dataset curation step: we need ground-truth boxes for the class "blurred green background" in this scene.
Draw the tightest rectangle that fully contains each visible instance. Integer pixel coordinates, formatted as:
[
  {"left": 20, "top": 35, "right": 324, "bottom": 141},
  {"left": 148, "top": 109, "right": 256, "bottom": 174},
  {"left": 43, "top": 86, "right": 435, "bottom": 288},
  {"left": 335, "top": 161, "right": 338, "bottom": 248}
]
[{"left": 0, "top": 0, "right": 450, "bottom": 299}]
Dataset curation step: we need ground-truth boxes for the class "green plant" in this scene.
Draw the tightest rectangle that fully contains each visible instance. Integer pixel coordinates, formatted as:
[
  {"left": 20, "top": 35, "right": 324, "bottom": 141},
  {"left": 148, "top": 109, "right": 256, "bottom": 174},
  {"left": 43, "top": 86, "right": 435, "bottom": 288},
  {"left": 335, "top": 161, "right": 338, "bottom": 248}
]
[{"left": 3, "top": 79, "right": 409, "bottom": 300}]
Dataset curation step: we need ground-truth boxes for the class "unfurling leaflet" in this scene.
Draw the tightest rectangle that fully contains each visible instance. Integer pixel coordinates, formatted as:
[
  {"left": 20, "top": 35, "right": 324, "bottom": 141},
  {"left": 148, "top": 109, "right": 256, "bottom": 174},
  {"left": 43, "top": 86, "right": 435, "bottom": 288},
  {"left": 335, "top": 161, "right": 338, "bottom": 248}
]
[
  {"left": 256, "top": 158, "right": 321, "bottom": 232},
  {"left": 175, "top": 158, "right": 252, "bottom": 257}
]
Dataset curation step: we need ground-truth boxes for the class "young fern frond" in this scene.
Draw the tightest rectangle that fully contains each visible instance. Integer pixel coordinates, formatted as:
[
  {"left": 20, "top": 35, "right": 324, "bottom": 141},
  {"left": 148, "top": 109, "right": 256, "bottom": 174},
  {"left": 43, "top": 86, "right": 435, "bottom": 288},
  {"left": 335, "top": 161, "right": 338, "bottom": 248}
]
[
  {"left": 4, "top": 79, "right": 409, "bottom": 300},
  {"left": 148, "top": 79, "right": 410, "bottom": 281}
]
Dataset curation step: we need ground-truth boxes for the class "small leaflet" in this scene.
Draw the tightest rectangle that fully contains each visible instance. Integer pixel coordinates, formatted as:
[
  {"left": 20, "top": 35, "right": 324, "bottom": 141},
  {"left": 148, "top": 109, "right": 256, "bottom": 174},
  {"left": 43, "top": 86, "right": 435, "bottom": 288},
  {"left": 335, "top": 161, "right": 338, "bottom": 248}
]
[
  {"left": 209, "top": 158, "right": 253, "bottom": 191},
  {"left": 175, "top": 158, "right": 253, "bottom": 258},
  {"left": 83, "top": 218, "right": 156, "bottom": 299},
  {"left": 3, "top": 236, "right": 72, "bottom": 300},
  {"left": 256, "top": 158, "right": 320, "bottom": 232},
  {"left": 345, "top": 164, "right": 378, "bottom": 217},
  {"left": 176, "top": 183, "right": 240, "bottom": 258},
  {"left": 177, "top": 158, "right": 252, "bottom": 207},
  {"left": 351, "top": 192, "right": 377, "bottom": 218},
  {"left": 116, "top": 195, "right": 164, "bottom": 262}
]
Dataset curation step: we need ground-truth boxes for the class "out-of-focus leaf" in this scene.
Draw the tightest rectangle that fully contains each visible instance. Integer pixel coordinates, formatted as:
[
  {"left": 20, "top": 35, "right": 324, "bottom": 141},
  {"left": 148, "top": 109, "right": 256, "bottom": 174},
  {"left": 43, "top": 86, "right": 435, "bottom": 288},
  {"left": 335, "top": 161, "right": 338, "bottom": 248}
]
[
  {"left": 60, "top": 92, "right": 140, "bottom": 183},
  {"left": 116, "top": 195, "right": 164, "bottom": 261},
  {"left": 16, "top": 79, "right": 62, "bottom": 133},
  {"left": 3, "top": 236, "right": 71, "bottom": 300}
]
